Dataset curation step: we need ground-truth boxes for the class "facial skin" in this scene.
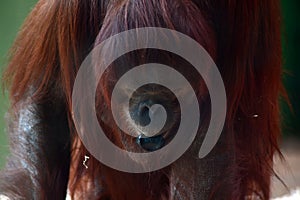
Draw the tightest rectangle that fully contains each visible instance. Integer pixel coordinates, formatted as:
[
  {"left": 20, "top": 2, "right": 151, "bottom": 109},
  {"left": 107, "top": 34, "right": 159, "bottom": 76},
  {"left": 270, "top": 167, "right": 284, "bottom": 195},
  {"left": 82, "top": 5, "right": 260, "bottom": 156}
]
[{"left": 92, "top": 48, "right": 232, "bottom": 199}]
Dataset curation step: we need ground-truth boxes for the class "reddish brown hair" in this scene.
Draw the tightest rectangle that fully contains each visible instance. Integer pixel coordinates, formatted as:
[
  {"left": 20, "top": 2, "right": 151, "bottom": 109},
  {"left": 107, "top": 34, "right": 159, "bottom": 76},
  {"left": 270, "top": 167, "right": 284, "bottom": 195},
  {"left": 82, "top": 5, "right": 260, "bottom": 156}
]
[{"left": 0, "top": 0, "right": 283, "bottom": 199}]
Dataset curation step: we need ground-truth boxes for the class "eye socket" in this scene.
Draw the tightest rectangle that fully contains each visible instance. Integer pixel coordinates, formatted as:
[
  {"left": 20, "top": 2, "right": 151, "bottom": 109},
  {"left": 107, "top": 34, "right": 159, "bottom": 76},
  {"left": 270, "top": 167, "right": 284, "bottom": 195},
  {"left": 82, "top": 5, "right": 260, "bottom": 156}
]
[{"left": 136, "top": 134, "right": 165, "bottom": 151}]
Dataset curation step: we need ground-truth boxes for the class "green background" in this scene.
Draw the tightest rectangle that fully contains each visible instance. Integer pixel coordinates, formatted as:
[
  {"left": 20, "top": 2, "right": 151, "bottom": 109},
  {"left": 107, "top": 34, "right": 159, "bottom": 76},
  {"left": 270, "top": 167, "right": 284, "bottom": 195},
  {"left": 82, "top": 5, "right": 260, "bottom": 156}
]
[
  {"left": 0, "top": 1, "right": 299, "bottom": 169},
  {"left": 0, "top": 1, "right": 37, "bottom": 168}
]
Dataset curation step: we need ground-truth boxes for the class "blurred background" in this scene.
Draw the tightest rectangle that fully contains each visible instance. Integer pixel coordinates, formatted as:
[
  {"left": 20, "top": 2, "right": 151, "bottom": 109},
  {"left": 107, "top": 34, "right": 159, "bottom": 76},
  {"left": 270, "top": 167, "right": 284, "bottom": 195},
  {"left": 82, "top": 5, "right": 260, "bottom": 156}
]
[
  {"left": 0, "top": 0, "right": 37, "bottom": 168},
  {"left": 0, "top": 0, "right": 299, "bottom": 198}
]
